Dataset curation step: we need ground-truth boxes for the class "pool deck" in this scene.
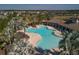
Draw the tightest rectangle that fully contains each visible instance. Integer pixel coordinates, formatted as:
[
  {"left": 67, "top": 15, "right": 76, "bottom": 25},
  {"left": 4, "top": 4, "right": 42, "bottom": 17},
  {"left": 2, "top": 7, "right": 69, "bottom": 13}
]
[{"left": 25, "top": 32, "right": 42, "bottom": 47}]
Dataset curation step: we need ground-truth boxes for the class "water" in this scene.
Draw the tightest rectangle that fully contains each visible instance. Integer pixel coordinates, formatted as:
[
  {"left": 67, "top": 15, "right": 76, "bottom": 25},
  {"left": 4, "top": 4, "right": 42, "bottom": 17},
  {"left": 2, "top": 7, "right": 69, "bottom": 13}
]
[{"left": 26, "top": 25, "right": 62, "bottom": 50}]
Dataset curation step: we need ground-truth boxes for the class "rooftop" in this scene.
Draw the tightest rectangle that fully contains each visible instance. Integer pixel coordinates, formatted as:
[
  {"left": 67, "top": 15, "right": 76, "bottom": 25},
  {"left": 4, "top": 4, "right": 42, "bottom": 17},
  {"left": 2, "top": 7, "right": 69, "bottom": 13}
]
[
  {"left": 43, "top": 19, "right": 79, "bottom": 31},
  {"left": 63, "top": 23, "right": 79, "bottom": 31}
]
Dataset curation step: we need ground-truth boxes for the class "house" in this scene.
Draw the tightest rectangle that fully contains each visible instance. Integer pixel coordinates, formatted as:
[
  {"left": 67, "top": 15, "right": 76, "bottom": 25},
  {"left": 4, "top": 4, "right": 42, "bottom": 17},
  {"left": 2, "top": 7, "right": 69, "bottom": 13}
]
[{"left": 65, "top": 18, "right": 79, "bottom": 24}]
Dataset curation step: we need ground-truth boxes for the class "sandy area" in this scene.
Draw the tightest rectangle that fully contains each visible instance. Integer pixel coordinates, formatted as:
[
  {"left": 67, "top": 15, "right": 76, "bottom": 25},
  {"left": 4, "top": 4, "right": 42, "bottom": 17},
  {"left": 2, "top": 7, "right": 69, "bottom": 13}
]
[
  {"left": 25, "top": 32, "right": 42, "bottom": 47},
  {"left": 16, "top": 29, "right": 42, "bottom": 47}
]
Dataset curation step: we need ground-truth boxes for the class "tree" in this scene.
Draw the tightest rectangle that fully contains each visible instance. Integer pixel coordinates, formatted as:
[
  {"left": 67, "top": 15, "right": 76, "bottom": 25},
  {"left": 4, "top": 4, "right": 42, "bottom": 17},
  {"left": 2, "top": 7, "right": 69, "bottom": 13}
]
[{"left": 59, "top": 31, "right": 79, "bottom": 55}]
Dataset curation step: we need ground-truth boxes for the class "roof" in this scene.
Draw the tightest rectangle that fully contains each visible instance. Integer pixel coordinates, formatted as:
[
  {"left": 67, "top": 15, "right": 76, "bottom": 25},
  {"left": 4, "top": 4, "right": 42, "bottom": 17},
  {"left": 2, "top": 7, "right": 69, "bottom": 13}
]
[
  {"left": 50, "top": 19, "right": 79, "bottom": 31},
  {"left": 43, "top": 19, "right": 79, "bottom": 31},
  {"left": 62, "top": 23, "right": 79, "bottom": 31}
]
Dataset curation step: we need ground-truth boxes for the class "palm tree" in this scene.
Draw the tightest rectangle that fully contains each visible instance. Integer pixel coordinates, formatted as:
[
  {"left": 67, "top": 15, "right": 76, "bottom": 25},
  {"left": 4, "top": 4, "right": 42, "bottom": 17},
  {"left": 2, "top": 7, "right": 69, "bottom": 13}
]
[{"left": 59, "top": 31, "right": 79, "bottom": 55}]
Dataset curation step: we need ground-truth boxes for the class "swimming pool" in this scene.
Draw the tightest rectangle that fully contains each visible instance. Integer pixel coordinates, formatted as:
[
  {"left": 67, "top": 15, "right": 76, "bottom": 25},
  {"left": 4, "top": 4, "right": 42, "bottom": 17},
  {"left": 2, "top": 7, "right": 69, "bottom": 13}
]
[{"left": 26, "top": 25, "right": 62, "bottom": 50}]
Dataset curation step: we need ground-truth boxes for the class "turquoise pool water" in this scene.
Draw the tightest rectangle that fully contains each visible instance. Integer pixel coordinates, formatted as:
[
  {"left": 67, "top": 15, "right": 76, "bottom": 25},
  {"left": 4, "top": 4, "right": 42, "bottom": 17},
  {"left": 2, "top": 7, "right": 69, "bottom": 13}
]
[{"left": 26, "top": 25, "right": 61, "bottom": 50}]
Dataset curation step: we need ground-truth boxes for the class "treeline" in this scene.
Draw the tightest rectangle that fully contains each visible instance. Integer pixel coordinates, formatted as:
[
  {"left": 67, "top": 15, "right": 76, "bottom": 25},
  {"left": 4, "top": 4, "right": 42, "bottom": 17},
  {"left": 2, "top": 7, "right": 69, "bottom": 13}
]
[
  {"left": 0, "top": 14, "right": 13, "bottom": 32},
  {"left": 1, "top": 10, "right": 79, "bottom": 14}
]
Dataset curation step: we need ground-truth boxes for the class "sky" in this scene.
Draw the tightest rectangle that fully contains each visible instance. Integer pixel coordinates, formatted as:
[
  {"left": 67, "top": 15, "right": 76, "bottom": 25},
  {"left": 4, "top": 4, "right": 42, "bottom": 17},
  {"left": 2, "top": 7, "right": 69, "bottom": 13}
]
[{"left": 0, "top": 4, "right": 79, "bottom": 10}]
